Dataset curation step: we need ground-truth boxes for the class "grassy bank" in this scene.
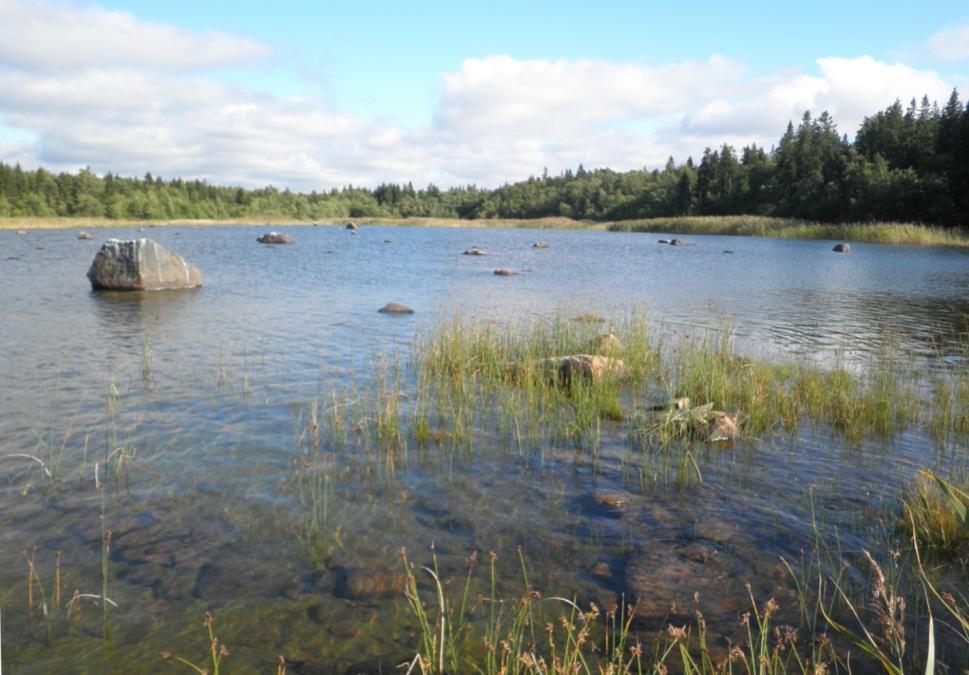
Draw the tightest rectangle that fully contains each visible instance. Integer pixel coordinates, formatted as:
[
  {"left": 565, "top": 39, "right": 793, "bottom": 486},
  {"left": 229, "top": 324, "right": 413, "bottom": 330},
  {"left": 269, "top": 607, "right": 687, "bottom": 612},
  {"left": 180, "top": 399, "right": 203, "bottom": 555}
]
[
  {"left": 6, "top": 214, "right": 968, "bottom": 246},
  {"left": 0, "top": 215, "right": 603, "bottom": 231},
  {"left": 608, "top": 215, "right": 969, "bottom": 247}
]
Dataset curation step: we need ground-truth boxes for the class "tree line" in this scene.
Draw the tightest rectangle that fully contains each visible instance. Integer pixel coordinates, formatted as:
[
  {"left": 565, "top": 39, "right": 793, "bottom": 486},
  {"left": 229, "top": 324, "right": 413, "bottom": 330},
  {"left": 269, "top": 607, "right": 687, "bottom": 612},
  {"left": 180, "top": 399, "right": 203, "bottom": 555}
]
[{"left": 1, "top": 91, "right": 967, "bottom": 226}]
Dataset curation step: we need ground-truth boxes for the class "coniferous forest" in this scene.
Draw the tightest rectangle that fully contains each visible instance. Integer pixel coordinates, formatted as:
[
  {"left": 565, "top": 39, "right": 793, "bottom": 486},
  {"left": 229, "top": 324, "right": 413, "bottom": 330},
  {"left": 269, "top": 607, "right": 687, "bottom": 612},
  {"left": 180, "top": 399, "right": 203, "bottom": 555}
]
[{"left": 1, "top": 92, "right": 968, "bottom": 227}]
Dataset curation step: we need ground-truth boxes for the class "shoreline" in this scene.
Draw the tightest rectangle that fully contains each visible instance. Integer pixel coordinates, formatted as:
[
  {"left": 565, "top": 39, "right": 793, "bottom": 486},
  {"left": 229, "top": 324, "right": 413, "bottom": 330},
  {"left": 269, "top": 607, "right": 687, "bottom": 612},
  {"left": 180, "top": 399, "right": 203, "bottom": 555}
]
[{"left": 3, "top": 214, "right": 968, "bottom": 247}]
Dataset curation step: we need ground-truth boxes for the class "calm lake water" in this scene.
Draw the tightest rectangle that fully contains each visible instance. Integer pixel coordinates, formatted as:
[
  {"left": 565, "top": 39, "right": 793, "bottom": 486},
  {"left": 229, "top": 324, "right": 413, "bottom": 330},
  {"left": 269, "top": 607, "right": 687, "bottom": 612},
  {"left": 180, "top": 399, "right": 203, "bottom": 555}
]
[{"left": 1, "top": 224, "right": 968, "bottom": 673}]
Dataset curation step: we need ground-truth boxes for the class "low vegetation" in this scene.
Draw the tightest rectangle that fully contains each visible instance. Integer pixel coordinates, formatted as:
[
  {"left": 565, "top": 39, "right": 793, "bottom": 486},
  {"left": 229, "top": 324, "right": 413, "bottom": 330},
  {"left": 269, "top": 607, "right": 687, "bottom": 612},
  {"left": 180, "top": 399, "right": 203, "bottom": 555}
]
[{"left": 608, "top": 216, "right": 969, "bottom": 247}]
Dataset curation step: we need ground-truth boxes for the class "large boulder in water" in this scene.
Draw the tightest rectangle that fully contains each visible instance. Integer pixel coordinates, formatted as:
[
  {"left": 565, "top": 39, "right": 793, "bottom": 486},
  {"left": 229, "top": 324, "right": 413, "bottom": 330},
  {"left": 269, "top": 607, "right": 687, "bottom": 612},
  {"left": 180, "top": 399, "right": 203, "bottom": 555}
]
[{"left": 87, "top": 238, "right": 202, "bottom": 291}]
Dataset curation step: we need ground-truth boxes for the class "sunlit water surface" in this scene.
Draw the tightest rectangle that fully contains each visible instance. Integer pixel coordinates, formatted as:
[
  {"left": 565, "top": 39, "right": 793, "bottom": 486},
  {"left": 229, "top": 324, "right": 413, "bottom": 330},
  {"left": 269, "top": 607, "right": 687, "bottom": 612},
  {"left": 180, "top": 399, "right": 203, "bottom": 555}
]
[{"left": 1, "top": 225, "right": 968, "bottom": 673}]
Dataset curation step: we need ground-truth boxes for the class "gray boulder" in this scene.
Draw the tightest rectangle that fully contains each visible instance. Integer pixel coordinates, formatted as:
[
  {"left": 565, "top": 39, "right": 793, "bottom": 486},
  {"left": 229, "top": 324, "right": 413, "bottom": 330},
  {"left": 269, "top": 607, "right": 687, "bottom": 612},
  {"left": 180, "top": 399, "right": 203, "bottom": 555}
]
[{"left": 87, "top": 238, "right": 202, "bottom": 291}]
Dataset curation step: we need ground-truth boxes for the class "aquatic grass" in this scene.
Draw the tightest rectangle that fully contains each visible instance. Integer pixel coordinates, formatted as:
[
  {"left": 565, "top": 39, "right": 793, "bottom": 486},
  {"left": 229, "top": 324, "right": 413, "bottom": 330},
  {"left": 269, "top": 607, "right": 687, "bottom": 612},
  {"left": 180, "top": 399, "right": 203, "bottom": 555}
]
[
  {"left": 608, "top": 215, "right": 969, "bottom": 247},
  {"left": 400, "top": 546, "right": 877, "bottom": 674},
  {"left": 161, "top": 611, "right": 229, "bottom": 675},
  {"left": 928, "top": 360, "right": 969, "bottom": 444},
  {"left": 901, "top": 470, "right": 969, "bottom": 563}
]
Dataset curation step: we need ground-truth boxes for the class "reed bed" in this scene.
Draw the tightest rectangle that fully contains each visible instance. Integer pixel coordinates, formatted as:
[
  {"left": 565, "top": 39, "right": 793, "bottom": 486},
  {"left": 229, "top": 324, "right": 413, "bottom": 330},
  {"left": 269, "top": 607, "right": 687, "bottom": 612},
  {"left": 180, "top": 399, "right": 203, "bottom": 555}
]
[
  {"left": 608, "top": 216, "right": 969, "bottom": 247},
  {"left": 407, "top": 314, "right": 952, "bottom": 455}
]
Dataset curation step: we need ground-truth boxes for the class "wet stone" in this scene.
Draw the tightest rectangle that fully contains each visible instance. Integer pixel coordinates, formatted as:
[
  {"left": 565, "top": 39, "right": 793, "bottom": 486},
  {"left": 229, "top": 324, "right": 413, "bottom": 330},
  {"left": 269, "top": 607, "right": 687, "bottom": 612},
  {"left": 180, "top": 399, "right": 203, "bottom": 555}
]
[
  {"left": 257, "top": 232, "right": 294, "bottom": 244},
  {"left": 378, "top": 302, "right": 414, "bottom": 314}
]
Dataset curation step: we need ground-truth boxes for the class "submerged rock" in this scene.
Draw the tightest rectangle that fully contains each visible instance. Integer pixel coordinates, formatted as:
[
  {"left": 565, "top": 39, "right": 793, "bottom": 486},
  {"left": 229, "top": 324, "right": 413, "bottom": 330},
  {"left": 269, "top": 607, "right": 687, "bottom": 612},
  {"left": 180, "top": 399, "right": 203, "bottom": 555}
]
[
  {"left": 592, "top": 562, "right": 612, "bottom": 578},
  {"left": 334, "top": 567, "right": 405, "bottom": 600},
  {"left": 378, "top": 302, "right": 414, "bottom": 314},
  {"left": 463, "top": 246, "right": 488, "bottom": 256},
  {"left": 832, "top": 243, "right": 850, "bottom": 253},
  {"left": 87, "top": 238, "right": 201, "bottom": 291},
  {"left": 257, "top": 232, "right": 293, "bottom": 244},
  {"left": 77, "top": 231, "right": 93, "bottom": 240}
]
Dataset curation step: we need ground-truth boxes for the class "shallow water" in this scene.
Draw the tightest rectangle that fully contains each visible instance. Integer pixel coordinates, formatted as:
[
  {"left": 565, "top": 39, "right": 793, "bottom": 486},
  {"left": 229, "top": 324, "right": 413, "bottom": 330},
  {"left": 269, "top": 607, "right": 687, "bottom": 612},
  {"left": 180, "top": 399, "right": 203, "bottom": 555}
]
[{"left": 1, "top": 224, "right": 968, "bottom": 673}]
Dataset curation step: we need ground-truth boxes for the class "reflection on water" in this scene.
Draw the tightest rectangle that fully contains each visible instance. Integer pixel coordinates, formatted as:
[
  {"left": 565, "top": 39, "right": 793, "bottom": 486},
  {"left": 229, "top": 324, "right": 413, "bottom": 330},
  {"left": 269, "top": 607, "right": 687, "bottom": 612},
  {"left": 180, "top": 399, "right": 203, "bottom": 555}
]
[{"left": 1, "top": 225, "right": 968, "bottom": 672}]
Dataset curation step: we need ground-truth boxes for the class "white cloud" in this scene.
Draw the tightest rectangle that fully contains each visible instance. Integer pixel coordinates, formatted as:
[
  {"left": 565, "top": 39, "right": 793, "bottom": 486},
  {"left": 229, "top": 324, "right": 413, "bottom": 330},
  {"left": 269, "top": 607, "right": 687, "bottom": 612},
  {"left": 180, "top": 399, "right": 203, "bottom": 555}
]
[
  {"left": 0, "top": 2, "right": 961, "bottom": 191},
  {"left": 0, "top": 0, "right": 270, "bottom": 71},
  {"left": 928, "top": 22, "right": 969, "bottom": 62},
  {"left": 675, "top": 56, "right": 952, "bottom": 156}
]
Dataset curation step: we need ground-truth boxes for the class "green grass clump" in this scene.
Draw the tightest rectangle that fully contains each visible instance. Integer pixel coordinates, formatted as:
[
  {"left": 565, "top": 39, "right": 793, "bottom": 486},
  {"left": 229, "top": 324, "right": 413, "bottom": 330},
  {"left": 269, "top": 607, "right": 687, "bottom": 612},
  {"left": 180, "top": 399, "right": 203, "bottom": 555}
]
[
  {"left": 414, "top": 312, "right": 659, "bottom": 451},
  {"left": 901, "top": 471, "right": 969, "bottom": 562}
]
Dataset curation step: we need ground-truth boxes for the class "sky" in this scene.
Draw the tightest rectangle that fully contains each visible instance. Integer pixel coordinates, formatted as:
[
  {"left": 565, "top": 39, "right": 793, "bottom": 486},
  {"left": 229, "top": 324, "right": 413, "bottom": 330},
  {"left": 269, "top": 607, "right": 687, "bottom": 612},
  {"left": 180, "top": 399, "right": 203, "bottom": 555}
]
[{"left": 0, "top": 0, "right": 967, "bottom": 191}]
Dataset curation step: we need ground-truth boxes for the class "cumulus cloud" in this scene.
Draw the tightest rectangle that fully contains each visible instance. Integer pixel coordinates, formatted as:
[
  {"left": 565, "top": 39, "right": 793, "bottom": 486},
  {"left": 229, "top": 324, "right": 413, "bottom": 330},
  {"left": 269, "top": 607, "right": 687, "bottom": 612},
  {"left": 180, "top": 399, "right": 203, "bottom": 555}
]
[
  {"left": 678, "top": 56, "right": 953, "bottom": 149},
  {"left": 0, "top": 0, "right": 270, "bottom": 71},
  {"left": 0, "top": 2, "right": 961, "bottom": 190},
  {"left": 928, "top": 22, "right": 969, "bottom": 62}
]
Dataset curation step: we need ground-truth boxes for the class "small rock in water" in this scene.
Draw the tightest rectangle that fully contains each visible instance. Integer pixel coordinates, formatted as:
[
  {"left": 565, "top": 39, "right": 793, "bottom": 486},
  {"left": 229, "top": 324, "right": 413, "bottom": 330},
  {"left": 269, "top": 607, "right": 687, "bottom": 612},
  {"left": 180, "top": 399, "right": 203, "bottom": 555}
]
[
  {"left": 592, "top": 562, "right": 612, "bottom": 578},
  {"left": 493, "top": 268, "right": 518, "bottom": 276},
  {"left": 595, "top": 493, "right": 627, "bottom": 510},
  {"left": 463, "top": 246, "right": 488, "bottom": 256},
  {"left": 257, "top": 232, "right": 293, "bottom": 244},
  {"left": 832, "top": 243, "right": 850, "bottom": 253},
  {"left": 378, "top": 302, "right": 414, "bottom": 314},
  {"left": 77, "top": 231, "right": 93, "bottom": 240},
  {"left": 705, "top": 411, "right": 737, "bottom": 442},
  {"left": 533, "top": 241, "right": 551, "bottom": 249},
  {"left": 595, "top": 332, "right": 623, "bottom": 356}
]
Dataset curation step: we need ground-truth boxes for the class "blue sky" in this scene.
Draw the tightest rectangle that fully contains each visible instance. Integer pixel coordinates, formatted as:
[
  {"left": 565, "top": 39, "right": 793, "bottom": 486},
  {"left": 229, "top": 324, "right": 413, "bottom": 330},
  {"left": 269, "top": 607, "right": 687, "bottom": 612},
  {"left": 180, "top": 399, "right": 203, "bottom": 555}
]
[{"left": 0, "top": 0, "right": 966, "bottom": 189}]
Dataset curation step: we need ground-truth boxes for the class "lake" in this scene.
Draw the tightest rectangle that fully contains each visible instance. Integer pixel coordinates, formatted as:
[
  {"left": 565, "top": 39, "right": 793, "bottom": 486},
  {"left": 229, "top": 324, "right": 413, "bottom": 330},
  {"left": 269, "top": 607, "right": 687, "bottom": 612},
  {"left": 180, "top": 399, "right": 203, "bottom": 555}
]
[{"left": 1, "top": 224, "right": 968, "bottom": 673}]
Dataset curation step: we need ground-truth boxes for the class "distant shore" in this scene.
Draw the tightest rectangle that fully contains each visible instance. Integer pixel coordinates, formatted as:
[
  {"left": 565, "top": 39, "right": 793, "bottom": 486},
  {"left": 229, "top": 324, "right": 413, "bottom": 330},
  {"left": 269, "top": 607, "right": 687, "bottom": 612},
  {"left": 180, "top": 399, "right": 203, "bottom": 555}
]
[{"left": 3, "top": 214, "right": 968, "bottom": 247}]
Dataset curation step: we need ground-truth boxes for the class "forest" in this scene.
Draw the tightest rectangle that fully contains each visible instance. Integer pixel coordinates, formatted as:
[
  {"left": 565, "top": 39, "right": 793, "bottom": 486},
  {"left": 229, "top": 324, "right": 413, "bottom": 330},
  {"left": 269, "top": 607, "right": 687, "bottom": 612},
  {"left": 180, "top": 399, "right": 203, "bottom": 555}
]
[{"left": 1, "top": 91, "right": 967, "bottom": 227}]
